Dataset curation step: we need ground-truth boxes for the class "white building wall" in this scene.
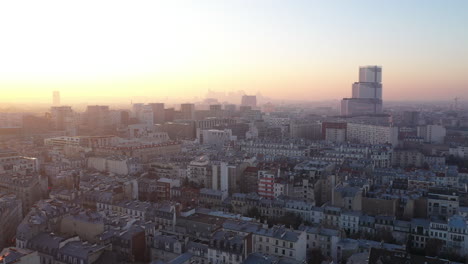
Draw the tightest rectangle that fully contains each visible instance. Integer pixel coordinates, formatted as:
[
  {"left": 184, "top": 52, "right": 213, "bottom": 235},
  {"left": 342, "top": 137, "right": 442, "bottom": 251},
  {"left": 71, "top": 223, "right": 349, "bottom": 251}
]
[
  {"left": 107, "top": 159, "right": 130, "bottom": 175},
  {"left": 449, "top": 146, "right": 468, "bottom": 159},
  {"left": 87, "top": 157, "right": 107, "bottom": 171},
  {"left": 417, "top": 125, "right": 446, "bottom": 144},
  {"left": 199, "top": 129, "right": 235, "bottom": 146},
  {"left": 347, "top": 123, "right": 398, "bottom": 146}
]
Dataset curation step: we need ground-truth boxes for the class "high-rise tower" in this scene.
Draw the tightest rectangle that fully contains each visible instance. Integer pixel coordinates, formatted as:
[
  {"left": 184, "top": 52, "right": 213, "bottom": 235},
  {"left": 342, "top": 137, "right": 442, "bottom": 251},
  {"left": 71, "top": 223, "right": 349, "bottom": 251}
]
[
  {"left": 50, "top": 106, "right": 75, "bottom": 135},
  {"left": 341, "top": 66, "right": 383, "bottom": 116},
  {"left": 149, "top": 103, "right": 165, "bottom": 124},
  {"left": 180, "top": 103, "right": 195, "bottom": 120},
  {"left": 86, "top": 105, "right": 110, "bottom": 131},
  {"left": 352, "top": 66, "right": 382, "bottom": 100}
]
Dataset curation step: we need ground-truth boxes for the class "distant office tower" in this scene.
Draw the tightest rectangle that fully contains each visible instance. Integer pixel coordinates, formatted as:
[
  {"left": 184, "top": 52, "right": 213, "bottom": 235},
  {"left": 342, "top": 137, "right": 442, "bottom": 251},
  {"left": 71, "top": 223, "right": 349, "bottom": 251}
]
[
  {"left": 132, "top": 104, "right": 154, "bottom": 125},
  {"left": 52, "top": 91, "right": 60, "bottom": 106},
  {"left": 209, "top": 104, "right": 223, "bottom": 118},
  {"left": 120, "top": 111, "right": 130, "bottom": 125},
  {"left": 50, "top": 106, "right": 75, "bottom": 135},
  {"left": 241, "top": 95, "right": 257, "bottom": 108},
  {"left": 210, "top": 104, "right": 222, "bottom": 111},
  {"left": 164, "top": 108, "right": 175, "bottom": 122},
  {"left": 149, "top": 103, "right": 165, "bottom": 124},
  {"left": 109, "top": 110, "right": 130, "bottom": 126},
  {"left": 86, "top": 105, "right": 110, "bottom": 131},
  {"left": 352, "top": 66, "right": 382, "bottom": 99},
  {"left": 132, "top": 103, "right": 144, "bottom": 119},
  {"left": 341, "top": 66, "right": 383, "bottom": 116},
  {"left": 359, "top": 66, "right": 382, "bottom": 83},
  {"left": 140, "top": 105, "right": 154, "bottom": 125},
  {"left": 180, "top": 103, "right": 195, "bottom": 120}
]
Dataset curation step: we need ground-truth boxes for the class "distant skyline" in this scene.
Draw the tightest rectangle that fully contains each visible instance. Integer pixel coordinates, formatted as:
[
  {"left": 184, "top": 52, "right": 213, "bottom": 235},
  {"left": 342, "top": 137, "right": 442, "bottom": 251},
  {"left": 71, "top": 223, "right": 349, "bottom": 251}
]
[{"left": 1, "top": 0, "right": 467, "bottom": 103}]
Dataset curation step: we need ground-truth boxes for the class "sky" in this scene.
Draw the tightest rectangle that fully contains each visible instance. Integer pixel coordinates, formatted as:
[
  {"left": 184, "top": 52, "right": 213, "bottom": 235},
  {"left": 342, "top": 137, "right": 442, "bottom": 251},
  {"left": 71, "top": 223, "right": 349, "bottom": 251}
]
[{"left": 0, "top": 0, "right": 467, "bottom": 104}]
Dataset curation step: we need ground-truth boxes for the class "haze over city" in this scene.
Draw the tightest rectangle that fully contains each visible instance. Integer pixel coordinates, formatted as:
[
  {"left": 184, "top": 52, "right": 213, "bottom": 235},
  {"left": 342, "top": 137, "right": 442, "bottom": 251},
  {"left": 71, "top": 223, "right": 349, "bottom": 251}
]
[
  {"left": 1, "top": 0, "right": 467, "bottom": 104},
  {"left": 2, "top": 1, "right": 468, "bottom": 264}
]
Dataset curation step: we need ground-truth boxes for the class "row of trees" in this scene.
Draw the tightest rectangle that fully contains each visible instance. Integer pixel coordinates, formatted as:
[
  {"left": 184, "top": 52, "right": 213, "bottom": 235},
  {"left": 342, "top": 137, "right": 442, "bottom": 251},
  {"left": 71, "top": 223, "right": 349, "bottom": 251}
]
[
  {"left": 246, "top": 207, "right": 304, "bottom": 229},
  {"left": 246, "top": 207, "right": 467, "bottom": 263}
]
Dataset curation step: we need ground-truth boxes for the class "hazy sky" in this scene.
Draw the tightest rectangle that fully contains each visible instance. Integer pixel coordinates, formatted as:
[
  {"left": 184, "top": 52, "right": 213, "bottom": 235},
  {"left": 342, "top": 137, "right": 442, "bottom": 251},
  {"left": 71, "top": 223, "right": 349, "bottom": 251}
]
[{"left": 1, "top": 0, "right": 467, "bottom": 103}]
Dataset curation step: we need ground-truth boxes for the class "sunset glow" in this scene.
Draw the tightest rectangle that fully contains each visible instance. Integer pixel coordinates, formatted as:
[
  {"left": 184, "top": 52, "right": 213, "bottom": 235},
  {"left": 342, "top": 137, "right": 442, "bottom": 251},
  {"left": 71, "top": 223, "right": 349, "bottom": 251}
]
[{"left": 1, "top": 0, "right": 467, "bottom": 103}]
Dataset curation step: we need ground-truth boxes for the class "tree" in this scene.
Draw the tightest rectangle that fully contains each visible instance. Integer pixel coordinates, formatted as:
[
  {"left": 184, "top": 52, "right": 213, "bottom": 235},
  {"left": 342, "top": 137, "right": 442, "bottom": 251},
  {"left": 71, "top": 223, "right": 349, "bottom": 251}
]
[
  {"left": 374, "top": 228, "right": 395, "bottom": 244},
  {"left": 182, "top": 176, "right": 190, "bottom": 186},
  {"left": 270, "top": 212, "right": 303, "bottom": 229},
  {"left": 406, "top": 234, "right": 413, "bottom": 252},
  {"left": 422, "top": 162, "right": 430, "bottom": 170},
  {"left": 308, "top": 248, "right": 325, "bottom": 264},
  {"left": 246, "top": 206, "right": 262, "bottom": 219},
  {"left": 447, "top": 155, "right": 468, "bottom": 169},
  {"left": 425, "top": 238, "right": 444, "bottom": 257}
]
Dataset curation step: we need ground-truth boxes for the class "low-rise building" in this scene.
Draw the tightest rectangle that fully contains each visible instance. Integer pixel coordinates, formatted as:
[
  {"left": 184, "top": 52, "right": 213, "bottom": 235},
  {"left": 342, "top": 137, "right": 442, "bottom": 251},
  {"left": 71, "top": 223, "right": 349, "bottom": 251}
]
[
  {"left": 427, "top": 188, "right": 459, "bottom": 218},
  {"left": 208, "top": 230, "right": 250, "bottom": 264},
  {"left": 223, "top": 220, "right": 308, "bottom": 262}
]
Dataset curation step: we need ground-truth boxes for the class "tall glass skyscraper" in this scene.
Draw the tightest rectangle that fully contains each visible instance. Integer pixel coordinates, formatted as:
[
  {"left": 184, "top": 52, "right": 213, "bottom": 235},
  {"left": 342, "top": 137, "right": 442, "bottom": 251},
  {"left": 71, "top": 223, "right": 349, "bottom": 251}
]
[{"left": 341, "top": 66, "right": 383, "bottom": 116}]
